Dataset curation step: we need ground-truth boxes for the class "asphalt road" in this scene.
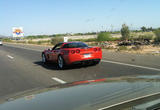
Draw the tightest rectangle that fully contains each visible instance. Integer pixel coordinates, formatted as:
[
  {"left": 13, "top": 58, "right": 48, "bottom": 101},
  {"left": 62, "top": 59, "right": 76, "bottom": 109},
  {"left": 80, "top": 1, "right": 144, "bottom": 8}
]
[{"left": 0, "top": 43, "right": 160, "bottom": 98}]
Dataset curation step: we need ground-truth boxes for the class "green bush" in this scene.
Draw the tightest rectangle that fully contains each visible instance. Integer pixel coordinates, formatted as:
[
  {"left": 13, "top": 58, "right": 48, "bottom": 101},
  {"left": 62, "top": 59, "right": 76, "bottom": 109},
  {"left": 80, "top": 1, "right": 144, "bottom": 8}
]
[
  {"left": 26, "top": 35, "right": 50, "bottom": 39},
  {"left": 37, "top": 41, "right": 42, "bottom": 45},
  {"left": 154, "top": 28, "right": 160, "bottom": 42},
  {"left": 2, "top": 38, "right": 12, "bottom": 42},
  {"left": 51, "top": 37, "right": 63, "bottom": 45},
  {"left": 72, "top": 32, "right": 97, "bottom": 36},
  {"left": 121, "top": 24, "right": 130, "bottom": 40},
  {"left": 27, "top": 40, "right": 51, "bottom": 45},
  {"left": 28, "top": 40, "right": 36, "bottom": 44},
  {"left": 97, "top": 32, "right": 112, "bottom": 41},
  {"left": 85, "top": 38, "right": 97, "bottom": 42},
  {"left": 109, "top": 37, "right": 121, "bottom": 41},
  {"left": 137, "top": 34, "right": 153, "bottom": 41},
  {"left": 130, "top": 34, "right": 153, "bottom": 42},
  {"left": 41, "top": 40, "right": 50, "bottom": 44},
  {"left": 37, "top": 40, "right": 50, "bottom": 45}
]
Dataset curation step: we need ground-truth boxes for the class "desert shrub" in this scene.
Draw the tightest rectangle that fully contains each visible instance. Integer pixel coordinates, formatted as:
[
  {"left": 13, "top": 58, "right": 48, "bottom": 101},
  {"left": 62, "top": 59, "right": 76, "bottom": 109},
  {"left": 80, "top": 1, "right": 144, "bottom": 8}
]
[
  {"left": 37, "top": 40, "right": 50, "bottom": 45},
  {"left": 97, "top": 32, "right": 112, "bottom": 41},
  {"left": 37, "top": 41, "right": 42, "bottom": 45},
  {"left": 2, "top": 38, "right": 12, "bottom": 42},
  {"left": 121, "top": 24, "right": 130, "bottom": 40},
  {"left": 28, "top": 40, "right": 36, "bottom": 44},
  {"left": 51, "top": 37, "right": 63, "bottom": 45},
  {"left": 137, "top": 34, "right": 153, "bottom": 41},
  {"left": 154, "top": 28, "right": 160, "bottom": 42}
]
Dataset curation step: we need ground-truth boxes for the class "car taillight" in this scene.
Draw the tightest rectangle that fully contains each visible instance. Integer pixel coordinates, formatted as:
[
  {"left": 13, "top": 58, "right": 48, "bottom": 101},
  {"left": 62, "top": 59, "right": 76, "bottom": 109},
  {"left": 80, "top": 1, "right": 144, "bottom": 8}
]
[
  {"left": 71, "top": 50, "right": 75, "bottom": 54},
  {"left": 76, "top": 49, "right": 80, "bottom": 53},
  {"left": 94, "top": 48, "right": 97, "bottom": 51}
]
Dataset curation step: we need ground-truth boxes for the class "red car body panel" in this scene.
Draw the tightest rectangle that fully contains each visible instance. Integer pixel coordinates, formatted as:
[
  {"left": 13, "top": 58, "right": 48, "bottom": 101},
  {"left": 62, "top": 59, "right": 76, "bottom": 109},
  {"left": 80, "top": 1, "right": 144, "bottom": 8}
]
[
  {"left": 62, "top": 48, "right": 102, "bottom": 65},
  {"left": 43, "top": 42, "right": 102, "bottom": 65}
]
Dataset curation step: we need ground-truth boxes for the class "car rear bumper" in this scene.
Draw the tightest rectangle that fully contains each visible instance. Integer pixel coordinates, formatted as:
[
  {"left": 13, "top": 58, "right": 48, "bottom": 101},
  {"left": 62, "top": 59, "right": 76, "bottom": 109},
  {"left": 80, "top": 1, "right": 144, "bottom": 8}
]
[
  {"left": 63, "top": 52, "right": 102, "bottom": 65},
  {"left": 71, "top": 59, "right": 101, "bottom": 65}
]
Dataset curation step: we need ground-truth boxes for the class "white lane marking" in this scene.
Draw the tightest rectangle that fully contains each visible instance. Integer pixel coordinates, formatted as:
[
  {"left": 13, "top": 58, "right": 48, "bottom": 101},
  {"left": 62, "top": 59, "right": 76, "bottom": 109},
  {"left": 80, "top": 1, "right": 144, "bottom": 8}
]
[
  {"left": 102, "top": 60, "right": 160, "bottom": 71},
  {"left": 7, "top": 55, "right": 14, "bottom": 59},
  {"left": 98, "top": 91, "right": 160, "bottom": 110},
  {"left": 52, "top": 77, "right": 66, "bottom": 84}
]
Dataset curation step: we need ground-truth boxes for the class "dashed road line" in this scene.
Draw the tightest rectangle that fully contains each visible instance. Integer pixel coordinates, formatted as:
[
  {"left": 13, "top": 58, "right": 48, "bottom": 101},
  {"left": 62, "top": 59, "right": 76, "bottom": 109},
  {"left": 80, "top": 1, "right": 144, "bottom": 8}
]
[
  {"left": 102, "top": 60, "right": 160, "bottom": 71},
  {"left": 52, "top": 77, "right": 66, "bottom": 84},
  {"left": 7, "top": 55, "right": 14, "bottom": 59}
]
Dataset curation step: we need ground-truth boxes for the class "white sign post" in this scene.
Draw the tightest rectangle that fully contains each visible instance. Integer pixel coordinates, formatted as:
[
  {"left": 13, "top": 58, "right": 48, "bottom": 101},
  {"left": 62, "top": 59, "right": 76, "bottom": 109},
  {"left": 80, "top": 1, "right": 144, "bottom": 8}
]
[
  {"left": 12, "top": 27, "right": 24, "bottom": 38},
  {"left": 64, "top": 37, "right": 68, "bottom": 42}
]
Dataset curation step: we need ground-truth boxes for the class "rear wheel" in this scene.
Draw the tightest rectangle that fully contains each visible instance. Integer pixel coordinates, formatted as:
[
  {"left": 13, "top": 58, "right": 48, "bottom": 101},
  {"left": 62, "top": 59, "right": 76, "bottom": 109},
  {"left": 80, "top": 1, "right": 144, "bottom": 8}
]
[
  {"left": 58, "top": 55, "right": 65, "bottom": 69},
  {"left": 93, "top": 60, "right": 100, "bottom": 65}
]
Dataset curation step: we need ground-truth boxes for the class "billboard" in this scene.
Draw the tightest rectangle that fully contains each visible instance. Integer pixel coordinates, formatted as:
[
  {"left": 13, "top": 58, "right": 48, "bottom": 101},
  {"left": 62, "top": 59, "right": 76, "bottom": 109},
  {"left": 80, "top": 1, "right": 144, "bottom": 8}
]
[{"left": 12, "top": 27, "right": 24, "bottom": 37}]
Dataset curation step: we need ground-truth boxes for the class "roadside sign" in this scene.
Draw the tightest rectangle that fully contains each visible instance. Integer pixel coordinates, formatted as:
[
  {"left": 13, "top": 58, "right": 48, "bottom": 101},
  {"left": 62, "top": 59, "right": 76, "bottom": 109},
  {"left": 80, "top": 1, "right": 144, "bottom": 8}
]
[
  {"left": 64, "top": 37, "right": 68, "bottom": 42},
  {"left": 12, "top": 27, "right": 24, "bottom": 38}
]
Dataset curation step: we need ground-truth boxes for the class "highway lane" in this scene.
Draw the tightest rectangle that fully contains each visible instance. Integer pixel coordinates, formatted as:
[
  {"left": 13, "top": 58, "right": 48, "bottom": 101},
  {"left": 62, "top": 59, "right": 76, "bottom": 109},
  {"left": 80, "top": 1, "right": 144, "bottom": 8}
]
[
  {"left": 0, "top": 46, "right": 58, "bottom": 98},
  {"left": 0, "top": 44, "right": 160, "bottom": 98},
  {"left": 5, "top": 42, "right": 160, "bottom": 69}
]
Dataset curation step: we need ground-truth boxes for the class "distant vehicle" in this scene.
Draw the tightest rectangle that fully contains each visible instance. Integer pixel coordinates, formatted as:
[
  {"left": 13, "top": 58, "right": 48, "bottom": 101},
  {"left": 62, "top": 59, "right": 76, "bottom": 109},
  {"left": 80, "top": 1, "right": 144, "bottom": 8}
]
[
  {"left": 0, "top": 41, "right": 3, "bottom": 46},
  {"left": 42, "top": 42, "right": 102, "bottom": 69}
]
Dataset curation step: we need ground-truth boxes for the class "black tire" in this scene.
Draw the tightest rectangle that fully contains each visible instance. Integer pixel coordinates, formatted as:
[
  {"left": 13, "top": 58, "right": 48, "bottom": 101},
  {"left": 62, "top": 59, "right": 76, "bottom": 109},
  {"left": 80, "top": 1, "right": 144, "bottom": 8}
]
[
  {"left": 57, "top": 55, "right": 65, "bottom": 69},
  {"left": 93, "top": 60, "right": 100, "bottom": 65},
  {"left": 42, "top": 53, "right": 47, "bottom": 64}
]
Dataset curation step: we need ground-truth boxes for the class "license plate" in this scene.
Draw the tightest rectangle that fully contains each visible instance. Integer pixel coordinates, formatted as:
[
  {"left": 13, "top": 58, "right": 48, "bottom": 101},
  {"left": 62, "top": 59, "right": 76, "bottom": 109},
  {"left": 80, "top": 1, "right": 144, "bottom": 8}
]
[{"left": 84, "top": 54, "right": 91, "bottom": 58}]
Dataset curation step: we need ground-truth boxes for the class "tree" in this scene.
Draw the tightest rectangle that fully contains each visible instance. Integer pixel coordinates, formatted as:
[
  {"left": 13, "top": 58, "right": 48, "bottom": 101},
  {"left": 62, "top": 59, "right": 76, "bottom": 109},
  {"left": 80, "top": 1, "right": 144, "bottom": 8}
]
[
  {"left": 97, "top": 32, "right": 111, "bottom": 41},
  {"left": 154, "top": 28, "right": 160, "bottom": 42},
  {"left": 141, "top": 26, "right": 147, "bottom": 32},
  {"left": 147, "top": 27, "right": 153, "bottom": 32},
  {"left": 121, "top": 24, "right": 130, "bottom": 40}
]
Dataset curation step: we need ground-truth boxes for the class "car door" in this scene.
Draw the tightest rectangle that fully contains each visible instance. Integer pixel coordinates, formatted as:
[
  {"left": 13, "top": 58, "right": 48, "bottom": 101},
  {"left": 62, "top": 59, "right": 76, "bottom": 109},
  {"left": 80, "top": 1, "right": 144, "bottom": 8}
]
[{"left": 50, "top": 43, "right": 63, "bottom": 62}]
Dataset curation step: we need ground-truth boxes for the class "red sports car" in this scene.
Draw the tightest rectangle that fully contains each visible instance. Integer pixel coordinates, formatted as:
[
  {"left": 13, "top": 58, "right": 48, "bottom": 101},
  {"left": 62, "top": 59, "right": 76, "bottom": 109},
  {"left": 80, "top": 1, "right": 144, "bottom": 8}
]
[{"left": 42, "top": 42, "right": 102, "bottom": 69}]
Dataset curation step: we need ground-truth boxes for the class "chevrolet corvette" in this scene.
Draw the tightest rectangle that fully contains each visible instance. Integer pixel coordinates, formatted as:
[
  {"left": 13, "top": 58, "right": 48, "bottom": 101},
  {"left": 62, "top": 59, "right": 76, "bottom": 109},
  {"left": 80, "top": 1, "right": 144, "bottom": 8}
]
[{"left": 42, "top": 42, "right": 102, "bottom": 69}]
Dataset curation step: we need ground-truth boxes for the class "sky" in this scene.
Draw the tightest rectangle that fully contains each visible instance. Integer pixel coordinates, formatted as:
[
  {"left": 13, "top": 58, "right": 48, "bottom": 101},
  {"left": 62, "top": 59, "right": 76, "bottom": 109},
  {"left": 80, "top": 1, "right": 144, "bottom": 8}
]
[{"left": 1, "top": 0, "right": 160, "bottom": 36}]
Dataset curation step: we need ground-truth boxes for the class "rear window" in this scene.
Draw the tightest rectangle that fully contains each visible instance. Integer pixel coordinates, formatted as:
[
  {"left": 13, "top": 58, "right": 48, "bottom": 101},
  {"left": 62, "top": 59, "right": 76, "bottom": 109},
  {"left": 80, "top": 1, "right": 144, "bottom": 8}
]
[{"left": 63, "top": 42, "right": 88, "bottom": 48}]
